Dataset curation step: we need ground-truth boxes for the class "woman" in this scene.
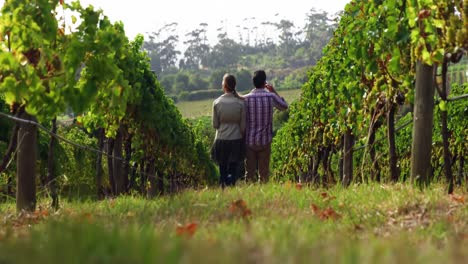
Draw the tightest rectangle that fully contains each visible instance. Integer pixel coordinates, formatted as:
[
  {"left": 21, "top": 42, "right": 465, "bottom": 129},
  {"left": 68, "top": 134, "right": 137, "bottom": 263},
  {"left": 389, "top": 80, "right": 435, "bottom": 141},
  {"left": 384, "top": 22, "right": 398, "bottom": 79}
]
[{"left": 211, "top": 74, "right": 246, "bottom": 188}]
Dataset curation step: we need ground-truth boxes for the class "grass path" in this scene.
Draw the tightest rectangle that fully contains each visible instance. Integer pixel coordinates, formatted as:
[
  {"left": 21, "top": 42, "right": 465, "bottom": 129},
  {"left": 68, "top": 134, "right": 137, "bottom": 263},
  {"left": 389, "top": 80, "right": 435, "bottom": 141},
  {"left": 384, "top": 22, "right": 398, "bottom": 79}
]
[{"left": 0, "top": 183, "right": 467, "bottom": 263}]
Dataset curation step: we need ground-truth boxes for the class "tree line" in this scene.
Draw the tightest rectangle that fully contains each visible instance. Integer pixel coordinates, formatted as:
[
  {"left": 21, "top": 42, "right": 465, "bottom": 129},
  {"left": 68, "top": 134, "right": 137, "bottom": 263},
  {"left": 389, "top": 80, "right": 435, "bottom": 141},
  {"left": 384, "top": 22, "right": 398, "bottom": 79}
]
[{"left": 143, "top": 9, "right": 338, "bottom": 100}]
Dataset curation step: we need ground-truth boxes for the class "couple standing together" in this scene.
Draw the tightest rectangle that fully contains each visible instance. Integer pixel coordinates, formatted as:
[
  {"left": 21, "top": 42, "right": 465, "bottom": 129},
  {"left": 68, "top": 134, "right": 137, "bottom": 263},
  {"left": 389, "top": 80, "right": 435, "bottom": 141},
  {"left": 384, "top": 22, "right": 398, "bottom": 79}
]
[{"left": 211, "top": 70, "right": 288, "bottom": 188}]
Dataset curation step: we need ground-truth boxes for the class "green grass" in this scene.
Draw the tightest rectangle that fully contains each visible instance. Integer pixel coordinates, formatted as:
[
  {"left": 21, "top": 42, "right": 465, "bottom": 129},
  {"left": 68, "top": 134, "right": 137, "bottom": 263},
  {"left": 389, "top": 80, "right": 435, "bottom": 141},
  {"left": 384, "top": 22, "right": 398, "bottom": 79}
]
[
  {"left": 0, "top": 183, "right": 467, "bottom": 263},
  {"left": 176, "top": 89, "right": 302, "bottom": 118}
]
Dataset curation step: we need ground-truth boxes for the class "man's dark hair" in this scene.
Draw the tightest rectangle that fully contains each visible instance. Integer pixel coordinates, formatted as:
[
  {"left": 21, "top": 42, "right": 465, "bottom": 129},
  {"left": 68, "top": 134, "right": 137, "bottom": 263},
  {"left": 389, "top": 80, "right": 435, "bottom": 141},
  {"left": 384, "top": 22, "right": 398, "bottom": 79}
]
[{"left": 253, "top": 70, "right": 267, "bottom": 88}]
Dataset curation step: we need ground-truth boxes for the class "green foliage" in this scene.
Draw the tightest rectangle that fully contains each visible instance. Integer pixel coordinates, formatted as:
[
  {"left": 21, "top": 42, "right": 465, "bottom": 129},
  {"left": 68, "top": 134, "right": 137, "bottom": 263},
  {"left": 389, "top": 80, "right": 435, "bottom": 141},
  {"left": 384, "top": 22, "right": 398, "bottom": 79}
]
[
  {"left": 206, "top": 37, "right": 242, "bottom": 68},
  {"left": 0, "top": 95, "right": 12, "bottom": 143},
  {"left": 209, "top": 69, "right": 228, "bottom": 90},
  {"left": 188, "top": 73, "right": 209, "bottom": 91},
  {"left": 271, "top": 0, "right": 466, "bottom": 183},
  {"left": 189, "top": 116, "right": 215, "bottom": 151},
  {"left": 56, "top": 126, "right": 98, "bottom": 197},
  {"left": 407, "top": 0, "right": 466, "bottom": 65},
  {"left": 431, "top": 83, "right": 468, "bottom": 178},
  {"left": 236, "top": 69, "right": 252, "bottom": 91},
  {"left": 158, "top": 74, "right": 176, "bottom": 94},
  {"left": 174, "top": 72, "right": 190, "bottom": 91},
  {"left": 275, "top": 67, "right": 308, "bottom": 90},
  {"left": 0, "top": 0, "right": 66, "bottom": 120},
  {"left": 0, "top": 0, "right": 218, "bottom": 200},
  {"left": 273, "top": 109, "right": 290, "bottom": 136},
  {"left": 447, "top": 83, "right": 468, "bottom": 156}
]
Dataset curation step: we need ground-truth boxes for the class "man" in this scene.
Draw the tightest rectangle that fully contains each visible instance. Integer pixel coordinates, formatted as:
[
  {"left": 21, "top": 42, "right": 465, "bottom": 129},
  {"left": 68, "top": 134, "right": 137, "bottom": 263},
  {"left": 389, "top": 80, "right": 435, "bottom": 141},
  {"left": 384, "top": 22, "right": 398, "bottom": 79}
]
[{"left": 244, "top": 70, "right": 288, "bottom": 183}]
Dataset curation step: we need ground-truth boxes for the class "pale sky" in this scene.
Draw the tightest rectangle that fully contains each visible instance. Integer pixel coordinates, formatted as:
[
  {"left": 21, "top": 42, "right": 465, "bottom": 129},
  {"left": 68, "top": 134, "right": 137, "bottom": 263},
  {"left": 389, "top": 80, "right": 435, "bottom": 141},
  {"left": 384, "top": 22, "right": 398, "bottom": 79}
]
[
  {"left": 74, "top": 0, "right": 349, "bottom": 44},
  {"left": 1, "top": 0, "right": 350, "bottom": 44}
]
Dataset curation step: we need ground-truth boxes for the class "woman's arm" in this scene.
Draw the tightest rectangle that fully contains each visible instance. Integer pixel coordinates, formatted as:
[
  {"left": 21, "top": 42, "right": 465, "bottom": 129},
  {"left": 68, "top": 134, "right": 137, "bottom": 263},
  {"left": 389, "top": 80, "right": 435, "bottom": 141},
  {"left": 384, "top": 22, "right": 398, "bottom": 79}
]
[
  {"left": 240, "top": 101, "right": 246, "bottom": 135},
  {"left": 212, "top": 101, "right": 220, "bottom": 129}
]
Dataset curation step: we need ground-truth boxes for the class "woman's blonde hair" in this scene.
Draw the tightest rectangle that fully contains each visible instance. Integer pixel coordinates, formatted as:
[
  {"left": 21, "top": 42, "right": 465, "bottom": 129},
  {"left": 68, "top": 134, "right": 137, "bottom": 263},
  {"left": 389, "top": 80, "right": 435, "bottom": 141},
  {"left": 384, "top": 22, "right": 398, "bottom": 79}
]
[{"left": 223, "top": 74, "right": 242, "bottom": 99}]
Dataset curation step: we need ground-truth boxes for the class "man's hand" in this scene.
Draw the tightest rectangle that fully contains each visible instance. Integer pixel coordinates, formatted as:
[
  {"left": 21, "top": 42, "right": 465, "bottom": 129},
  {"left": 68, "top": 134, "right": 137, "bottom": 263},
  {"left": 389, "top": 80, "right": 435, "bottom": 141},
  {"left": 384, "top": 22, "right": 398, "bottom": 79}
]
[{"left": 265, "top": 83, "right": 276, "bottom": 94}]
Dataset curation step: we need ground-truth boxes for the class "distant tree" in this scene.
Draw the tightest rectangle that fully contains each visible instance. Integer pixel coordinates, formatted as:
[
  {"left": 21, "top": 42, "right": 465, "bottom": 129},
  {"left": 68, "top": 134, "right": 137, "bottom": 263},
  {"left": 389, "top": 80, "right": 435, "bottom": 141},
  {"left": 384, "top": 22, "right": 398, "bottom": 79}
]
[
  {"left": 209, "top": 69, "right": 228, "bottom": 90},
  {"left": 178, "top": 59, "right": 186, "bottom": 70},
  {"left": 236, "top": 69, "right": 252, "bottom": 91},
  {"left": 303, "top": 9, "right": 336, "bottom": 64},
  {"left": 154, "top": 9, "right": 337, "bottom": 98},
  {"left": 183, "top": 23, "right": 211, "bottom": 69},
  {"left": 159, "top": 74, "right": 176, "bottom": 94},
  {"left": 304, "top": 9, "right": 333, "bottom": 43},
  {"left": 144, "top": 23, "right": 181, "bottom": 74},
  {"left": 258, "top": 21, "right": 278, "bottom": 52},
  {"left": 207, "top": 37, "right": 242, "bottom": 68},
  {"left": 275, "top": 19, "right": 297, "bottom": 56},
  {"left": 173, "top": 72, "right": 190, "bottom": 93},
  {"left": 188, "top": 74, "right": 209, "bottom": 91}
]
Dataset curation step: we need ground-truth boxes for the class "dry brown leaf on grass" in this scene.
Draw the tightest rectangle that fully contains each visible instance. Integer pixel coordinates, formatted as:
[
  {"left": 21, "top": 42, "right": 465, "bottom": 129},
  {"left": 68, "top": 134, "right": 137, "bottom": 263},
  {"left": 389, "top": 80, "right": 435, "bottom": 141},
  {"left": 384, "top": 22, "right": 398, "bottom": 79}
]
[
  {"left": 320, "top": 192, "right": 336, "bottom": 201},
  {"left": 81, "top": 212, "right": 93, "bottom": 222},
  {"left": 296, "top": 182, "right": 303, "bottom": 190},
  {"left": 354, "top": 224, "right": 364, "bottom": 231},
  {"left": 35, "top": 209, "right": 49, "bottom": 217},
  {"left": 229, "top": 199, "right": 252, "bottom": 218},
  {"left": 12, "top": 209, "right": 51, "bottom": 227},
  {"left": 310, "top": 204, "right": 341, "bottom": 221},
  {"left": 449, "top": 194, "right": 465, "bottom": 204},
  {"left": 176, "top": 222, "right": 198, "bottom": 237},
  {"left": 311, "top": 204, "right": 320, "bottom": 214},
  {"left": 320, "top": 207, "right": 342, "bottom": 220}
]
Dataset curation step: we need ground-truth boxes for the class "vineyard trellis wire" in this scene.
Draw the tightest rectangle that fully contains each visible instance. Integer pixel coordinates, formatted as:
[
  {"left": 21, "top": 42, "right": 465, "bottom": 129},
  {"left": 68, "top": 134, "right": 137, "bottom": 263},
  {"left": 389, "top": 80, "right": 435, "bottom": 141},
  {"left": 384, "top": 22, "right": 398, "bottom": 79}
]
[{"left": 0, "top": 112, "right": 200, "bottom": 200}]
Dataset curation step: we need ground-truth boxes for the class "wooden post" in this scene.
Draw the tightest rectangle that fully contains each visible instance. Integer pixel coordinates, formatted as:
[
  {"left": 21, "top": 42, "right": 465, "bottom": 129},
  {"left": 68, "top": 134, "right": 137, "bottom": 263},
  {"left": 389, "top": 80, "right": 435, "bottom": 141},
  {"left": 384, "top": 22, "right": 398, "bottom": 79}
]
[
  {"left": 16, "top": 112, "right": 37, "bottom": 212},
  {"left": 47, "top": 118, "right": 59, "bottom": 209},
  {"left": 387, "top": 103, "right": 399, "bottom": 182},
  {"left": 411, "top": 62, "right": 435, "bottom": 187},
  {"left": 342, "top": 129, "right": 354, "bottom": 187},
  {"left": 95, "top": 128, "right": 104, "bottom": 199}
]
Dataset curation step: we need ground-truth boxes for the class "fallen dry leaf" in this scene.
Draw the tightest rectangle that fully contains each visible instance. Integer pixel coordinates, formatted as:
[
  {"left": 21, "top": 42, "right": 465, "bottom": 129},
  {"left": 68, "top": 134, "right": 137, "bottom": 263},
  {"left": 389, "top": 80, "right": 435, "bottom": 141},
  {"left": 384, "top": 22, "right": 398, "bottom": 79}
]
[
  {"left": 450, "top": 194, "right": 465, "bottom": 204},
  {"left": 319, "top": 207, "right": 341, "bottom": 220},
  {"left": 354, "top": 224, "right": 364, "bottom": 231},
  {"left": 82, "top": 212, "right": 93, "bottom": 221},
  {"left": 34, "top": 209, "right": 49, "bottom": 218},
  {"left": 176, "top": 222, "right": 198, "bottom": 237},
  {"left": 229, "top": 199, "right": 252, "bottom": 218},
  {"left": 11, "top": 209, "right": 50, "bottom": 228},
  {"left": 311, "top": 204, "right": 320, "bottom": 214},
  {"left": 311, "top": 204, "right": 341, "bottom": 221},
  {"left": 320, "top": 192, "right": 336, "bottom": 201}
]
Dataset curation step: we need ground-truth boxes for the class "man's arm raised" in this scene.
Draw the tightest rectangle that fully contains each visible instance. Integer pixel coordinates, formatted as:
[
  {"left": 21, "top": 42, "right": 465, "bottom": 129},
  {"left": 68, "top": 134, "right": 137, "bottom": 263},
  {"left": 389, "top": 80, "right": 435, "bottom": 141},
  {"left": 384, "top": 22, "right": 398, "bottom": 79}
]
[{"left": 265, "top": 83, "right": 288, "bottom": 111}]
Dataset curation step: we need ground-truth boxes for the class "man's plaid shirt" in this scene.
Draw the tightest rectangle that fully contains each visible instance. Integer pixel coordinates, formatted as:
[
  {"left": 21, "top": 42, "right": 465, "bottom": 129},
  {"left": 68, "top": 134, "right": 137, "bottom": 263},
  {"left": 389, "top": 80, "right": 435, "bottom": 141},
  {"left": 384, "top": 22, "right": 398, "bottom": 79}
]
[{"left": 244, "top": 88, "right": 288, "bottom": 146}]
